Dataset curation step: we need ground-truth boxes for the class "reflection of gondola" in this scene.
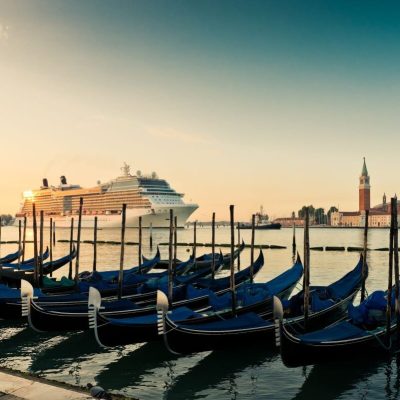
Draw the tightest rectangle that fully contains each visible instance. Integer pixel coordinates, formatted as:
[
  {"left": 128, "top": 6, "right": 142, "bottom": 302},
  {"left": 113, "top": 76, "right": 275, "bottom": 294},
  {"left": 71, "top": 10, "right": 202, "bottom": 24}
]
[
  {"left": 29, "top": 330, "right": 112, "bottom": 374},
  {"left": 164, "top": 347, "right": 277, "bottom": 400},
  {"left": 95, "top": 342, "right": 176, "bottom": 392},
  {"left": 291, "top": 359, "right": 379, "bottom": 400},
  {"left": 0, "top": 325, "right": 60, "bottom": 370}
]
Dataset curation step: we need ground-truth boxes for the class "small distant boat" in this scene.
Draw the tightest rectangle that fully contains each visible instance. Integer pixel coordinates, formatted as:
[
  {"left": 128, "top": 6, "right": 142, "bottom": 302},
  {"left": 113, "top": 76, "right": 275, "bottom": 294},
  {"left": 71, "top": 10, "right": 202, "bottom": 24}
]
[
  {"left": 238, "top": 206, "right": 281, "bottom": 230},
  {"left": 238, "top": 222, "right": 281, "bottom": 230}
]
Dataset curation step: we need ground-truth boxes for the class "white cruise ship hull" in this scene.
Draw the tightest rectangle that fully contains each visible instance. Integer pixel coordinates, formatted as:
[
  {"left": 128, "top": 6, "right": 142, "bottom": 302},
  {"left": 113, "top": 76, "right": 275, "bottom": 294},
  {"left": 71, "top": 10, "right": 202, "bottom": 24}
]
[{"left": 15, "top": 204, "right": 198, "bottom": 229}]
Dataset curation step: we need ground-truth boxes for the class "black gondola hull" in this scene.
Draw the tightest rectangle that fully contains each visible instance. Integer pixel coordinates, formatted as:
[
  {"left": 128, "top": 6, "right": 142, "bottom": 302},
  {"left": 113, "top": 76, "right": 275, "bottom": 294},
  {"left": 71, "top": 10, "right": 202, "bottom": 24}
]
[
  {"left": 163, "top": 290, "right": 358, "bottom": 354},
  {"left": 280, "top": 322, "right": 395, "bottom": 367}
]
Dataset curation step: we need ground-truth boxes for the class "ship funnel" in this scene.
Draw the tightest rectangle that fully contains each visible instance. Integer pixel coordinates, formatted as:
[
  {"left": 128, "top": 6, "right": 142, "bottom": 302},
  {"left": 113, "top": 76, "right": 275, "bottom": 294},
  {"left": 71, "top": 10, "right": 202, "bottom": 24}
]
[
  {"left": 42, "top": 178, "right": 49, "bottom": 188},
  {"left": 60, "top": 175, "right": 67, "bottom": 185}
]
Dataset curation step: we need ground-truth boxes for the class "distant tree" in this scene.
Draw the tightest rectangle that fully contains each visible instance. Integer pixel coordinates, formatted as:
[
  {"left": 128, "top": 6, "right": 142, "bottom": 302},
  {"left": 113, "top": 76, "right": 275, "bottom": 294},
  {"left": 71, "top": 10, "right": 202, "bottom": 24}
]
[
  {"left": 0, "top": 214, "right": 13, "bottom": 226},
  {"left": 327, "top": 206, "right": 339, "bottom": 225},
  {"left": 298, "top": 205, "right": 315, "bottom": 221},
  {"left": 314, "top": 208, "right": 326, "bottom": 225}
]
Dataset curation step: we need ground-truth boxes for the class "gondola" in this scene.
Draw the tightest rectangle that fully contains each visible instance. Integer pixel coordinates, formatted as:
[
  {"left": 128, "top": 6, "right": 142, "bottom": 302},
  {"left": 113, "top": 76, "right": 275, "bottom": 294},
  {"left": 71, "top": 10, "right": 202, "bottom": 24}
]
[
  {"left": 149, "top": 241, "right": 245, "bottom": 269},
  {"left": 0, "top": 248, "right": 164, "bottom": 319},
  {"left": 0, "top": 248, "right": 23, "bottom": 264},
  {"left": 20, "top": 252, "right": 262, "bottom": 331},
  {"left": 78, "top": 247, "right": 161, "bottom": 281},
  {"left": 1, "top": 247, "right": 50, "bottom": 268},
  {"left": 76, "top": 252, "right": 224, "bottom": 299},
  {"left": 156, "top": 255, "right": 366, "bottom": 354},
  {"left": 277, "top": 288, "right": 397, "bottom": 367},
  {"left": 0, "top": 246, "right": 77, "bottom": 284},
  {"left": 88, "top": 251, "right": 303, "bottom": 347}
]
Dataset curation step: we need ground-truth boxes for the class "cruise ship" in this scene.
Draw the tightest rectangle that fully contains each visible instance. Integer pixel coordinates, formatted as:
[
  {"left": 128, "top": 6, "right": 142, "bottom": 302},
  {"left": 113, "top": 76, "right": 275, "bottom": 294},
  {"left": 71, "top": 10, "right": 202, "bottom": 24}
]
[{"left": 15, "top": 164, "right": 198, "bottom": 228}]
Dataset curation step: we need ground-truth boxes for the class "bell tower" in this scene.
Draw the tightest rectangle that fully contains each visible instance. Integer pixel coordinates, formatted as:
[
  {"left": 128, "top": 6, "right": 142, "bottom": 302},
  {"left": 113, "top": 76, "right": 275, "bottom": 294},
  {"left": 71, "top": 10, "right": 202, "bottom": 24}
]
[{"left": 359, "top": 157, "right": 371, "bottom": 211}]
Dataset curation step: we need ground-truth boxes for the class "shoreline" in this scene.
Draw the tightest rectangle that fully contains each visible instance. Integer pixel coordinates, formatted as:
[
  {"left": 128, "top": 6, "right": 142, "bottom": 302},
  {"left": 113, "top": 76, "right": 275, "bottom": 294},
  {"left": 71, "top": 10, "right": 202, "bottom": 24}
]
[{"left": 0, "top": 367, "right": 137, "bottom": 400}]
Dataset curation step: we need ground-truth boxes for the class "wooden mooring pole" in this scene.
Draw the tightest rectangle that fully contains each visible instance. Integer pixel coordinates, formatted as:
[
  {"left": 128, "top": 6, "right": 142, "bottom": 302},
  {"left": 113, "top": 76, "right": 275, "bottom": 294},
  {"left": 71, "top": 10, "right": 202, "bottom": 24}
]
[
  {"left": 250, "top": 214, "right": 255, "bottom": 283},
  {"left": 93, "top": 216, "right": 98, "bottom": 272},
  {"left": 22, "top": 215, "right": 27, "bottom": 263},
  {"left": 68, "top": 218, "right": 74, "bottom": 280},
  {"left": 74, "top": 198, "right": 83, "bottom": 286},
  {"left": 53, "top": 221, "right": 56, "bottom": 247},
  {"left": 193, "top": 221, "right": 197, "bottom": 263},
  {"left": 211, "top": 212, "right": 216, "bottom": 279},
  {"left": 32, "top": 204, "right": 39, "bottom": 287},
  {"left": 393, "top": 198, "right": 400, "bottom": 344},
  {"left": 168, "top": 209, "right": 174, "bottom": 303},
  {"left": 49, "top": 218, "right": 53, "bottom": 277},
  {"left": 303, "top": 207, "right": 310, "bottom": 329},
  {"left": 149, "top": 222, "right": 153, "bottom": 250},
  {"left": 39, "top": 210, "right": 44, "bottom": 287},
  {"left": 361, "top": 210, "right": 369, "bottom": 302},
  {"left": 138, "top": 216, "right": 142, "bottom": 272},
  {"left": 292, "top": 211, "right": 296, "bottom": 262},
  {"left": 17, "top": 220, "right": 22, "bottom": 270},
  {"left": 386, "top": 198, "right": 395, "bottom": 344},
  {"left": 230, "top": 205, "right": 237, "bottom": 316},
  {"left": 118, "top": 204, "right": 127, "bottom": 300},
  {"left": 173, "top": 216, "right": 177, "bottom": 276},
  {"left": 237, "top": 222, "right": 241, "bottom": 270}
]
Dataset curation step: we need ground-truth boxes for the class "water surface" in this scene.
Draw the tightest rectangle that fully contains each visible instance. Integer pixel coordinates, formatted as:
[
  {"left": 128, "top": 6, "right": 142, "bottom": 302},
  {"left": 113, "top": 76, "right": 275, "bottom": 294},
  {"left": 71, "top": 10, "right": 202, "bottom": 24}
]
[{"left": 0, "top": 226, "right": 397, "bottom": 399}]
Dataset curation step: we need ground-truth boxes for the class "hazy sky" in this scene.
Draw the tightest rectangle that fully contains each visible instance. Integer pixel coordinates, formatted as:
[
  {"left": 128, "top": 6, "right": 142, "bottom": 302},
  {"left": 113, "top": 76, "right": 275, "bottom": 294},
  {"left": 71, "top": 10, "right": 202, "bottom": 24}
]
[{"left": 1, "top": 0, "right": 400, "bottom": 220}]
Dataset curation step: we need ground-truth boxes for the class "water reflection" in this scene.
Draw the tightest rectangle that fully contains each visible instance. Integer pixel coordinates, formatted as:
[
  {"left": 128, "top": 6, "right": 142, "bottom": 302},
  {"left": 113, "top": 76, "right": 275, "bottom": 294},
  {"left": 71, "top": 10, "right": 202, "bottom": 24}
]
[
  {"left": 96, "top": 341, "right": 177, "bottom": 391},
  {"left": 164, "top": 348, "right": 277, "bottom": 400},
  {"left": 293, "top": 359, "right": 381, "bottom": 400},
  {"left": 29, "top": 330, "right": 110, "bottom": 373}
]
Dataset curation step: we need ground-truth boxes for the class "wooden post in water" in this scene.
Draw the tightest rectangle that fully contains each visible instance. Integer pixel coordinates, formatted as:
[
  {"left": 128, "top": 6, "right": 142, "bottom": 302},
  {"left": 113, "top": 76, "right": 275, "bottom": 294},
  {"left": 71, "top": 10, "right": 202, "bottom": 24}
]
[
  {"left": 93, "top": 216, "right": 98, "bottom": 272},
  {"left": 68, "top": 218, "right": 74, "bottom": 280},
  {"left": 74, "top": 198, "right": 83, "bottom": 286},
  {"left": 386, "top": 198, "right": 395, "bottom": 343},
  {"left": 211, "top": 212, "right": 216, "bottom": 279},
  {"left": 32, "top": 204, "right": 39, "bottom": 287},
  {"left": 22, "top": 215, "right": 27, "bottom": 263},
  {"left": 237, "top": 222, "right": 241, "bottom": 271},
  {"left": 173, "top": 216, "right": 178, "bottom": 276},
  {"left": 168, "top": 209, "right": 174, "bottom": 303},
  {"left": 303, "top": 207, "right": 310, "bottom": 329},
  {"left": 250, "top": 214, "right": 255, "bottom": 283},
  {"left": 149, "top": 222, "right": 153, "bottom": 250},
  {"left": 292, "top": 211, "right": 296, "bottom": 262},
  {"left": 193, "top": 221, "right": 197, "bottom": 263},
  {"left": 118, "top": 204, "right": 127, "bottom": 300},
  {"left": 393, "top": 198, "right": 400, "bottom": 343},
  {"left": 49, "top": 218, "right": 53, "bottom": 277},
  {"left": 138, "top": 216, "right": 142, "bottom": 272},
  {"left": 17, "top": 220, "right": 22, "bottom": 270},
  {"left": 230, "top": 205, "right": 237, "bottom": 316},
  {"left": 361, "top": 210, "right": 369, "bottom": 302},
  {"left": 53, "top": 221, "right": 56, "bottom": 247},
  {"left": 0, "top": 216, "right": 2, "bottom": 257},
  {"left": 39, "top": 211, "right": 44, "bottom": 287}
]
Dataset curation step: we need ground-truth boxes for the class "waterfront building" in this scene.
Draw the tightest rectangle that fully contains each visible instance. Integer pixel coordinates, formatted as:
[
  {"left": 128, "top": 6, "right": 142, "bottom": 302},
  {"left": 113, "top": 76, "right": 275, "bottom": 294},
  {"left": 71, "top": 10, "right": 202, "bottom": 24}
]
[{"left": 331, "top": 158, "right": 397, "bottom": 227}]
